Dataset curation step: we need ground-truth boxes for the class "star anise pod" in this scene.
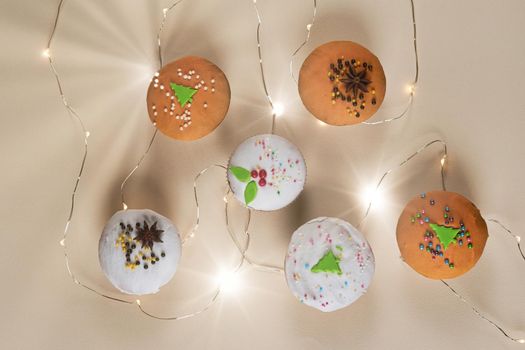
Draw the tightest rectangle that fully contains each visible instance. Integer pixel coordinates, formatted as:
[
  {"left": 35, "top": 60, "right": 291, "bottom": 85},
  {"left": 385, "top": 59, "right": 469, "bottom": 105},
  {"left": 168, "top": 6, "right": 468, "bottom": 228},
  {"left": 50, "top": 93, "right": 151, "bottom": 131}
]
[
  {"left": 134, "top": 221, "right": 164, "bottom": 249},
  {"left": 340, "top": 65, "right": 371, "bottom": 99}
]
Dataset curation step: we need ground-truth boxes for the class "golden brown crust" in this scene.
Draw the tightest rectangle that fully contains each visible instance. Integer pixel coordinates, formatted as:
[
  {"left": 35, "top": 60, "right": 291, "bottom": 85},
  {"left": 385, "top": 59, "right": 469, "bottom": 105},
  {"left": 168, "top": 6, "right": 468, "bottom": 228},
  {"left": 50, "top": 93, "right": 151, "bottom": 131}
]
[
  {"left": 298, "top": 41, "right": 386, "bottom": 125},
  {"left": 396, "top": 191, "right": 488, "bottom": 279},
  {"left": 146, "top": 56, "right": 230, "bottom": 141}
]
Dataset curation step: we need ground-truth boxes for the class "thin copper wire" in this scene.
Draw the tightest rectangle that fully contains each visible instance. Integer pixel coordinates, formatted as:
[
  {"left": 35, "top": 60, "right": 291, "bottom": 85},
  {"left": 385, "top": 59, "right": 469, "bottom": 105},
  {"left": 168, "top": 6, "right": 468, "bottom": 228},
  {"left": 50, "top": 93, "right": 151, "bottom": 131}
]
[
  {"left": 357, "top": 139, "right": 447, "bottom": 228},
  {"left": 438, "top": 218, "right": 525, "bottom": 343},
  {"left": 46, "top": 0, "right": 132, "bottom": 305},
  {"left": 120, "top": 1, "right": 187, "bottom": 210},
  {"left": 252, "top": 0, "right": 277, "bottom": 134}
]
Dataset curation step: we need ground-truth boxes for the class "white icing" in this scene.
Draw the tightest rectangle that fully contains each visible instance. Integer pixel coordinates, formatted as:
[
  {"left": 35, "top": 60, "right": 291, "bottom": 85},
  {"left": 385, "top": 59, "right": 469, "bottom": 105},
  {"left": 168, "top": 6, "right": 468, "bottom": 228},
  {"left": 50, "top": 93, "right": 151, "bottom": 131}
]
[
  {"left": 98, "top": 209, "right": 181, "bottom": 295},
  {"left": 285, "top": 217, "right": 375, "bottom": 312},
  {"left": 227, "top": 134, "right": 306, "bottom": 211}
]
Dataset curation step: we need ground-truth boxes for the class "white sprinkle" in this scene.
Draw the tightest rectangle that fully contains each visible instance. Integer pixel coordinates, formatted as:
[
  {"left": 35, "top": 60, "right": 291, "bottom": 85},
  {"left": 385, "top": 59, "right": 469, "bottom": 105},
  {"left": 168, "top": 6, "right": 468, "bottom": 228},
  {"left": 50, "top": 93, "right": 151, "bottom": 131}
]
[
  {"left": 204, "top": 86, "right": 208, "bottom": 91},
  {"left": 175, "top": 115, "right": 180, "bottom": 119},
  {"left": 154, "top": 72, "right": 160, "bottom": 77},
  {"left": 211, "top": 79, "right": 215, "bottom": 84},
  {"left": 171, "top": 96, "right": 175, "bottom": 100},
  {"left": 211, "top": 88, "right": 215, "bottom": 93},
  {"left": 204, "top": 103, "right": 208, "bottom": 108},
  {"left": 187, "top": 103, "right": 191, "bottom": 108},
  {"left": 169, "top": 111, "right": 174, "bottom": 115},
  {"left": 196, "top": 75, "right": 200, "bottom": 79},
  {"left": 153, "top": 111, "right": 157, "bottom": 116},
  {"left": 154, "top": 78, "right": 159, "bottom": 83},
  {"left": 179, "top": 126, "right": 183, "bottom": 131},
  {"left": 160, "top": 85, "right": 164, "bottom": 90},
  {"left": 154, "top": 84, "right": 158, "bottom": 88},
  {"left": 178, "top": 72, "right": 182, "bottom": 76},
  {"left": 184, "top": 123, "right": 188, "bottom": 128},
  {"left": 177, "top": 68, "right": 182, "bottom": 72},
  {"left": 200, "top": 80, "right": 204, "bottom": 84},
  {"left": 163, "top": 108, "right": 168, "bottom": 113},
  {"left": 152, "top": 105, "right": 156, "bottom": 110},
  {"left": 188, "top": 121, "right": 192, "bottom": 125},
  {"left": 166, "top": 92, "right": 170, "bottom": 97},
  {"left": 195, "top": 85, "right": 199, "bottom": 89}
]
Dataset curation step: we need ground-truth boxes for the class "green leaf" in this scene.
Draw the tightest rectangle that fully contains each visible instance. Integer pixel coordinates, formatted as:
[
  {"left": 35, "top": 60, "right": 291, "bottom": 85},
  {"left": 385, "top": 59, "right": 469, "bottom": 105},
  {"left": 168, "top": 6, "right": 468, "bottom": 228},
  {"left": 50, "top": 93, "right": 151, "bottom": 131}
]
[
  {"left": 170, "top": 83, "right": 197, "bottom": 108},
  {"left": 229, "top": 166, "right": 251, "bottom": 183},
  {"left": 244, "top": 180, "right": 258, "bottom": 205}
]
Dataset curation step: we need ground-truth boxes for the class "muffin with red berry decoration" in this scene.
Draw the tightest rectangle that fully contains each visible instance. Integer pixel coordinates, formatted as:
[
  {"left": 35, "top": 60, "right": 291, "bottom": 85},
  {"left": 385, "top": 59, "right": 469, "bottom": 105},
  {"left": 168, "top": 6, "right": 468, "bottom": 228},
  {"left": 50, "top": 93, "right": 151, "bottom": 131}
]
[{"left": 227, "top": 134, "right": 306, "bottom": 211}]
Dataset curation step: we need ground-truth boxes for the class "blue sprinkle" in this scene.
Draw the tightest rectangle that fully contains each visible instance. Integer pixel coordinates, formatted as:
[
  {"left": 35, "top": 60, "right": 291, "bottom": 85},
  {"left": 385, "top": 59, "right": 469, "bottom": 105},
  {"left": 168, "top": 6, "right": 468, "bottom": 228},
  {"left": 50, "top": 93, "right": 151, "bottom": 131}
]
[
  {"left": 419, "top": 244, "right": 424, "bottom": 251},
  {"left": 344, "top": 281, "right": 349, "bottom": 287},
  {"left": 436, "top": 245, "right": 441, "bottom": 252},
  {"left": 424, "top": 217, "right": 430, "bottom": 223},
  {"left": 428, "top": 242, "right": 433, "bottom": 248},
  {"left": 304, "top": 263, "right": 310, "bottom": 269},
  {"left": 421, "top": 193, "right": 426, "bottom": 198},
  {"left": 444, "top": 258, "right": 450, "bottom": 265},
  {"left": 439, "top": 252, "right": 443, "bottom": 257}
]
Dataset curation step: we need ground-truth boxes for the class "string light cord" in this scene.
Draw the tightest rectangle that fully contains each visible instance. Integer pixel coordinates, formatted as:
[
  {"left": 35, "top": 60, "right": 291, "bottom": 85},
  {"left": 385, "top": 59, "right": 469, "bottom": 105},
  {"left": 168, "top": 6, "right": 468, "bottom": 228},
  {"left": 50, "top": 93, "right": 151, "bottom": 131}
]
[
  {"left": 45, "top": 0, "right": 132, "bottom": 304},
  {"left": 252, "top": 0, "right": 279, "bottom": 134},
  {"left": 438, "top": 219, "right": 525, "bottom": 343},
  {"left": 440, "top": 279, "right": 524, "bottom": 344},
  {"left": 357, "top": 139, "right": 447, "bottom": 228},
  {"left": 121, "top": 0, "right": 187, "bottom": 211},
  {"left": 487, "top": 218, "right": 524, "bottom": 262},
  {"left": 224, "top": 191, "right": 284, "bottom": 273},
  {"left": 288, "top": 0, "right": 419, "bottom": 126}
]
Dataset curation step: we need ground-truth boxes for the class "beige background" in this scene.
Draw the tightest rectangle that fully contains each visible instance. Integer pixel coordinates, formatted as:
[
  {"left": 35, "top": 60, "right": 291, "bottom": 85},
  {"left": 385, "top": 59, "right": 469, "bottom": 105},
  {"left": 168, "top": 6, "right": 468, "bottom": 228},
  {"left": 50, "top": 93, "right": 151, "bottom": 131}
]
[{"left": 1, "top": 0, "right": 525, "bottom": 349}]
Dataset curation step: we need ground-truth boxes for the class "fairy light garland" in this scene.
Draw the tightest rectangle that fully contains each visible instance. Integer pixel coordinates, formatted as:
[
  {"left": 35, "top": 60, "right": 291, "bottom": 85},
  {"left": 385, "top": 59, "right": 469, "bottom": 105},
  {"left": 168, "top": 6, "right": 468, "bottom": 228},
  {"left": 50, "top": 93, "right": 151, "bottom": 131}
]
[{"left": 45, "top": 0, "right": 524, "bottom": 341}]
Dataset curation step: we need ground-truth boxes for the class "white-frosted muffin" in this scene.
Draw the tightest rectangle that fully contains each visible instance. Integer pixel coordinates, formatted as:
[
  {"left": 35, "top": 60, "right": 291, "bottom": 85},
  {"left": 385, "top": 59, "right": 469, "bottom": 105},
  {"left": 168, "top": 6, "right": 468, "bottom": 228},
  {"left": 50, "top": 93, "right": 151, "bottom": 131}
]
[
  {"left": 285, "top": 217, "right": 375, "bottom": 312},
  {"left": 227, "top": 134, "right": 306, "bottom": 211},
  {"left": 98, "top": 209, "right": 181, "bottom": 295}
]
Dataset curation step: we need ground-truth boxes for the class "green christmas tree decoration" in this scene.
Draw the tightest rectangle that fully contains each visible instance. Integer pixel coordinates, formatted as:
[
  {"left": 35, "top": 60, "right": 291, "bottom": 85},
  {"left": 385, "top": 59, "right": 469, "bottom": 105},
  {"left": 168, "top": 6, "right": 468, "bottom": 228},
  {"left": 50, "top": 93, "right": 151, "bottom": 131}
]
[
  {"left": 429, "top": 223, "right": 461, "bottom": 250},
  {"left": 170, "top": 82, "right": 197, "bottom": 108},
  {"left": 311, "top": 250, "right": 342, "bottom": 275}
]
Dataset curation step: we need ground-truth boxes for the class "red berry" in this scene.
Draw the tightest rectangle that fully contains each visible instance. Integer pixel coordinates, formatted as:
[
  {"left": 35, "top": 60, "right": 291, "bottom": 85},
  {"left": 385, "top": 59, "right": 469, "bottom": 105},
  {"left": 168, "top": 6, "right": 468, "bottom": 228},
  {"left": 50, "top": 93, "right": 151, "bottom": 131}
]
[
  {"left": 258, "top": 178, "right": 266, "bottom": 187},
  {"left": 251, "top": 170, "right": 258, "bottom": 178},
  {"left": 259, "top": 169, "right": 267, "bottom": 178}
]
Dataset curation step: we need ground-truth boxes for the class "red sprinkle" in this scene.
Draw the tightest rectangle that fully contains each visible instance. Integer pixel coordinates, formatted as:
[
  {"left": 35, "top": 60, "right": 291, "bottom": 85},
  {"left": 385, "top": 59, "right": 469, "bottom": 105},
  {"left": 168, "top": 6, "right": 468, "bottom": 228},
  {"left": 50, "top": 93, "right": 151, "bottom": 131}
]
[
  {"left": 258, "top": 178, "right": 267, "bottom": 187},
  {"left": 251, "top": 170, "right": 258, "bottom": 178},
  {"left": 259, "top": 169, "right": 267, "bottom": 178}
]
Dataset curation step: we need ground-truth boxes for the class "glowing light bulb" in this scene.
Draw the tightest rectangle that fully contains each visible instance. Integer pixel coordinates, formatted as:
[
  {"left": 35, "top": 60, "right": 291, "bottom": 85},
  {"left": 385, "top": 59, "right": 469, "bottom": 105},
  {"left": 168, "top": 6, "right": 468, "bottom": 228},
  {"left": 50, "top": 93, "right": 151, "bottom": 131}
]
[
  {"left": 162, "top": 8, "right": 168, "bottom": 15},
  {"left": 135, "top": 299, "right": 141, "bottom": 306},
  {"left": 85, "top": 131, "right": 90, "bottom": 138},
  {"left": 272, "top": 103, "right": 284, "bottom": 117},
  {"left": 122, "top": 203, "right": 128, "bottom": 210},
  {"left": 517, "top": 339, "right": 525, "bottom": 344},
  {"left": 517, "top": 236, "right": 521, "bottom": 243},
  {"left": 407, "top": 84, "right": 415, "bottom": 95},
  {"left": 216, "top": 270, "right": 240, "bottom": 293},
  {"left": 361, "top": 185, "right": 384, "bottom": 209},
  {"left": 59, "top": 238, "right": 65, "bottom": 246},
  {"left": 42, "top": 48, "right": 51, "bottom": 58},
  {"left": 306, "top": 23, "right": 312, "bottom": 30},
  {"left": 440, "top": 157, "right": 446, "bottom": 166}
]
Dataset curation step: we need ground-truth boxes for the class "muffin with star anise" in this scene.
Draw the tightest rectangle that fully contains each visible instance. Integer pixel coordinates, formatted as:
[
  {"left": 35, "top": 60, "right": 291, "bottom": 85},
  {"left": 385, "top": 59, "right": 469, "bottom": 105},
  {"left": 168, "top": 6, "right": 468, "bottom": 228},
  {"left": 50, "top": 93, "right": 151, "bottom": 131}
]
[
  {"left": 98, "top": 209, "right": 181, "bottom": 295},
  {"left": 298, "top": 41, "right": 386, "bottom": 125}
]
